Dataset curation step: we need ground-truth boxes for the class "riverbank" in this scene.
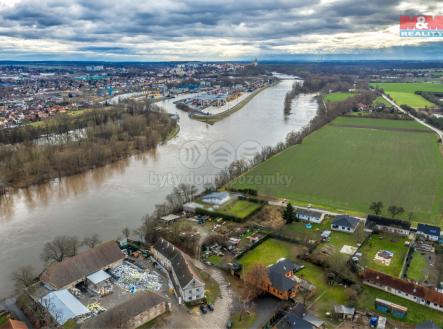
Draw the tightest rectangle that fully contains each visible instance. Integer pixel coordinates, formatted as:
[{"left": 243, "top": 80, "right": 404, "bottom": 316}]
[{"left": 189, "top": 82, "right": 278, "bottom": 124}]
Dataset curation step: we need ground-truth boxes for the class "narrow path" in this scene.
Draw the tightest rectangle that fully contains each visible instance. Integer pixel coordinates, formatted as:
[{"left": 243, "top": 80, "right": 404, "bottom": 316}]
[{"left": 381, "top": 94, "right": 443, "bottom": 142}]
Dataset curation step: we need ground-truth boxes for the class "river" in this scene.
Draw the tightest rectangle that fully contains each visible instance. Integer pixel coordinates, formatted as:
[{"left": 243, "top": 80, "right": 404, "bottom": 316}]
[{"left": 0, "top": 77, "right": 318, "bottom": 298}]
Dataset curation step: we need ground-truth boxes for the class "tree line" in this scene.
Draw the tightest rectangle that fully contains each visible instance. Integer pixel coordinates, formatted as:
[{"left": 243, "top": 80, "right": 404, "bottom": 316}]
[{"left": 0, "top": 100, "right": 177, "bottom": 188}]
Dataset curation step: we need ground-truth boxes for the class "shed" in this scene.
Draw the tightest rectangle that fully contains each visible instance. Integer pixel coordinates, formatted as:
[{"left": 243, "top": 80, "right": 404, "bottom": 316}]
[{"left": 40, "top": 289, "right": 90, "bottom": 325}]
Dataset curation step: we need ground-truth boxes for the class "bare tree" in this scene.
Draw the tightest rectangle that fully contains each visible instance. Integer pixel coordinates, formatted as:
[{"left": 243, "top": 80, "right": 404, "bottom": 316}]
[
  {"left": 122, "top": 227, "right": 130, "bottom": 239},
  {"left": 82, "top": 234, "right": 101, "bottom": 248},
  {"left": 41, "top": 235, "right": 80, "bottom": 263},
  {"left": 238, "top": 264, "right": 268, "bottom": 320},
  {"left": 11, "top": 266, "right": 36, "bottom": 293}
]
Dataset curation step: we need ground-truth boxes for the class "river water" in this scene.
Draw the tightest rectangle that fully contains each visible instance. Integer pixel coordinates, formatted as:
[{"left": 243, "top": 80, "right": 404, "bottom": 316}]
[{"left": 0, "top": 78, "right": 318, "bottom": 298}]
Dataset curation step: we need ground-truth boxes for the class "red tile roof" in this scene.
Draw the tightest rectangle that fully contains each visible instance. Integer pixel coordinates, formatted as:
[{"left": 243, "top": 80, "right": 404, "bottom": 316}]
[{"left": 363, "top": 269, "right": 443, "bottom": 306}]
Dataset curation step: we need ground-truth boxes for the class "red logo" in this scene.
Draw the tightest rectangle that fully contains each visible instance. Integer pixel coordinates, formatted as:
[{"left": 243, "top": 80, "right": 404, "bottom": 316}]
[{"left": 400, "top": 16, "right": 443, "bottom": 30}]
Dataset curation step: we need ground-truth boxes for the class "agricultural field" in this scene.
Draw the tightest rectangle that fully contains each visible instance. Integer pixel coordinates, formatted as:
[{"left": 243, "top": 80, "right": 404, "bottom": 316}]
[
  {"left": 370, "top": 82, "right": 443, "bottom": 109},
  {"left": 324, "top": 91, "right": 355, "bottom": 102},
  {"left": 359, "top": 233, "right": 409, "bottom": 277},
  {"left": 231, "top": 116, "right": 443, "bottom": 225}
]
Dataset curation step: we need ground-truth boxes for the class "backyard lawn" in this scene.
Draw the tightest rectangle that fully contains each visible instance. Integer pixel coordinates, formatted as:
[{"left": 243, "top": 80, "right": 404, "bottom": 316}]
[
  {"left": 359, "top": 233, "right": 409, "bottom": 277},
  {"left": 231, "top": 116, "right": 443, "bottom": 225},
  {"left": 370, "top": 82, "right": 443, "bottom": 109},
  {"left": 358, "top": 286, "right": 443, "bottom": 327},
  {"left": 217, "top": 200, "right": 262, "bottom": 219},
  {"left": 406, "top": 251, "right": 427, "bottom": 282},
  {"left": 237, "top": 238, "right": 303, "bottom": 271}
]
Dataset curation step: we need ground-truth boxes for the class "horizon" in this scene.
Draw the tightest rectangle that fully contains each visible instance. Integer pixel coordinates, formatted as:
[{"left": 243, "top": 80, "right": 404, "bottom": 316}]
[{"left": 0, "top": 0, "right": 442, "bottom": 61}]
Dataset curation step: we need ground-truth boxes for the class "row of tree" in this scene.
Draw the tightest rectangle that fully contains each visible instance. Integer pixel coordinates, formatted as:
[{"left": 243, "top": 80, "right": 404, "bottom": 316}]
[
  {"left": 369, "top": 201, "right": 411, "bottom": 220},
  {"left": 0, "top": 101, "right": 177, "bottom": 188}
]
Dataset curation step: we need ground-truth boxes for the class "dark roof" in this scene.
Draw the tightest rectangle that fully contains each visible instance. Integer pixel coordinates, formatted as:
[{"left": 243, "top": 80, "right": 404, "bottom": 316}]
[
  {"left": 365, "top": 215, "right": 411, "bottom": 231},
  {"left": 332, "top": 215, "right": 359, "bottom": 229},
  {"left": 153, "top": 238, "right": 197, "bottom": 288},
  {"left": 268, "top": 259, "right": 297, "bottom": 292},
  {"left": 81, "top": 292, "right": 166, "bottom": 329},
  {"left": 276, "top": 313, "right": 314, "bottom": 329},
  {"left": 295, "top": 209, "right": 322, "bottom": 218},
  {"left": 363, "top": 269, "right": 443, "bottom": 306},
  {"left": 269, "top": 259, "right": 295, "bottom": 274},
  {"left": 417, "top": 224, "right": 441, "bottom": 237},
  {"left": 291, "top": 303, "right": 307, "bottom": 318},
  {"left": 40, "top": 241, "right": 124, "bottom": 289},
  {"left": 416, "top": 321, "right": 440, "bottom": 329}
]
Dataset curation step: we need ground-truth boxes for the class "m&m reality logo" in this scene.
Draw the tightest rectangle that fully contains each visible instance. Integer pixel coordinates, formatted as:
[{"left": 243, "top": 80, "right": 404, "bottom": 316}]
[{"left": 400, "top": 15, "right": 443, "bottom": 37}]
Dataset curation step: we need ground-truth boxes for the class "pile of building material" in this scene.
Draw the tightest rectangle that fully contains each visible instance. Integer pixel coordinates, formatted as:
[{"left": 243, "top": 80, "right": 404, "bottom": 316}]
[
  {"left": 374, "top": 250, "right": 394, "bottom": 266},
  {"left": 111, "top": 263, "right": 163, "bottom": 293}
]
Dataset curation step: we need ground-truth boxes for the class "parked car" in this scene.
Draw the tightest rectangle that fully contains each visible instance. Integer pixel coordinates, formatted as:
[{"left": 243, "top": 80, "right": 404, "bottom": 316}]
[
  {"left": 207, "top": 303, "right": 214, "bottom": 311},
  {"left": 200, "top": 304, "right": 208, "bottom": 314}
]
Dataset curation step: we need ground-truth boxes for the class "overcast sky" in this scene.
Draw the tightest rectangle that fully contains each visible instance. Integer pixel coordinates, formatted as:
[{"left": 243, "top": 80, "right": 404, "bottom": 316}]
[{"left": 0, "top": 0, "right": 442, "bottom": 61}]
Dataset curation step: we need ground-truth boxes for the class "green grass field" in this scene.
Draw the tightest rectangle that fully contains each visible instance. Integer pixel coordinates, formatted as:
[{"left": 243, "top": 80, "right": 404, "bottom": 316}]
[
  {"left": 370, "top": 82, "right": 443, "bottom": 109},
  {"left": 231, "top": 117, "right": 443, "bottom": 225},
  {"left": 217, "top": 200, "right": 262, "bottom": 219},
  {"left": 359, "top": 233, "right": 409, "bottom": 277},
  {"left": 372, "top": 96, "right": 392, "bottom": 107},
  {"left": 406, "top": 251, "right": 427, "bottom": 282},
  {"left": 358, "top": 286, "right": 443, "bottom": 326},
  {"left": 324, "top": 91, "right": 355, "bottom": 102}
]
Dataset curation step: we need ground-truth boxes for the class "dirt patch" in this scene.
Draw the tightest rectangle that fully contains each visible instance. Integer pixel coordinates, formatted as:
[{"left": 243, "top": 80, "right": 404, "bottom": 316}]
[{"left": 249, "top": 205, "right": 285, "bottom": 228}]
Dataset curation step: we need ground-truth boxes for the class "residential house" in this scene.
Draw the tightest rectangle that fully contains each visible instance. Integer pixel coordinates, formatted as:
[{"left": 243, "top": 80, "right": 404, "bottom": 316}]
[
  {"left": 273, "top": 304, "right": 324, "bottom": 329},
  {"left": 0, "top": 319, "right": 28, "bottom": 329},
  {"left": 260, "top": 258, "right": 299, "bottom": 300},
  {"left": 151, "top": 238, "right": 205, "bottom": 303},
  {"left": 295, "top": 209, "right": 324, "bottom": 224},
  {"left": 201, "top": 191, "right": 230, "bottom": 205},
  {"left": 81, "top": 292, "right": 168, "bottom": 329},
  {"left": 416, "top": 224, "right": 441, "bottom": 242},
  {"left": 365, "top": 215, "right": 411, "bottom": 236},
  {"left": 362, "top": 269, "right": 443, "bottom": 312},
  {"left": 331, "top": 215, "right": 359, "bottom": 233},
  {"left": 40, "top": 241, "right": 125, "bottom": 290}
]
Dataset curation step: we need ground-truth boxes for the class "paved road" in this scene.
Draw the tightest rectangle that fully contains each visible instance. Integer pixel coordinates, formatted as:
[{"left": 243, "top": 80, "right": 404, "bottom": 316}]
[{"left": 381, "top": 94, "right": 443, "bottom": 142}]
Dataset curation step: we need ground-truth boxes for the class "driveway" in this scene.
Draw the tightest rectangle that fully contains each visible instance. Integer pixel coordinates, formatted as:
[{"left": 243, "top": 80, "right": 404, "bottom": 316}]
[{"left": 156, "top": 260, "right": 234, "bottom": 329}]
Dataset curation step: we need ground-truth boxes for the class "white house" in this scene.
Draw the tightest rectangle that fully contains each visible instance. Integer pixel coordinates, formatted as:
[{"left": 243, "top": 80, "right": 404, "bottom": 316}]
[
  {"left": 363, "top": 269, "right": 443, "bottom": 313},
  {"left": 365, "top": 215, "right": 411, "bottom": 236},
  {"left": 331, "top": 215, "right": 359, "bottom": 233},
  {"left": 151, "top": 238, "right": 205, "bottom": 304},
  {"left": 201, "top": 192, "right": 230, "bottom": 205},
  {"left": 416, "top": 224, "right": 441, "bottom": 242},
  {"left": 295, "top": 209, "right": 324, "bottom": 223}
]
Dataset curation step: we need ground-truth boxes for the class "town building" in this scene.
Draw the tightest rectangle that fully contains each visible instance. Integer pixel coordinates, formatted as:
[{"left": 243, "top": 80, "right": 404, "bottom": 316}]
[
  {"left": 201, "top": 191, "right": 230, "bottom": 205},
  {"left": 81, "top": 292, "right": 168, "bottom": 329},
  {"left": 365, "top": 215, "right": 411, "bottom": 236},
  {"left": 295, "top": 209, "right": 324, "bottom": 224},
  {"left": 331, "top": 215, "right": 359, "bottom": 233},
  {"left": 416, "top": 224, "right": 441, "bottom": 242},
  {"left": 362, "top": 269, "right": 443, "bottom": 312},
  {"left": 40, "top": 241, "right": 125, "bottom": 290},
  {"left": 151, "top": 238, "right": 205, "bottom": 303},
  {"left": 273, "top": 303, "right": 324, "bottom": 329},
  {"left": 333, "top": 305, "right": 355, "bottom": 320}
]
